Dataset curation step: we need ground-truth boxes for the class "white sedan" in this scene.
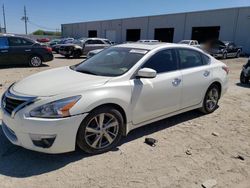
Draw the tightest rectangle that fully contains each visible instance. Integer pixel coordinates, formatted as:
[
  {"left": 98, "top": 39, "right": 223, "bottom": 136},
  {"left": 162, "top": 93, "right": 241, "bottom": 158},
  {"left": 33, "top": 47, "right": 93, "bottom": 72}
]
[{"left": 1, "top": 43, "right": 229, "bottom": 154}]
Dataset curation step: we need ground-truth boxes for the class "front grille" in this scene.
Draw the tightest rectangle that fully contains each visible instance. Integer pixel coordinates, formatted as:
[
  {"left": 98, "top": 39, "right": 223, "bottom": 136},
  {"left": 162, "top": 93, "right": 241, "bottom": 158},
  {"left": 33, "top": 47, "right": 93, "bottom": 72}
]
[
  {"left": 1, "top": 89, "right": 37, "bottom": 117},
  {"left": 3, "top": 96, "right": 26, "bottom": 115}
]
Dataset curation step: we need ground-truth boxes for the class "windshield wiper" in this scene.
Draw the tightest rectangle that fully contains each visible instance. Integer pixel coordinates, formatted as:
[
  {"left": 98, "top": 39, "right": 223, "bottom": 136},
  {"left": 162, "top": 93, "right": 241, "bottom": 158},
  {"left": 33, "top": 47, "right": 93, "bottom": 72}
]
[{"left": 76, "top": 69, "right": 98, "bottom": 75}]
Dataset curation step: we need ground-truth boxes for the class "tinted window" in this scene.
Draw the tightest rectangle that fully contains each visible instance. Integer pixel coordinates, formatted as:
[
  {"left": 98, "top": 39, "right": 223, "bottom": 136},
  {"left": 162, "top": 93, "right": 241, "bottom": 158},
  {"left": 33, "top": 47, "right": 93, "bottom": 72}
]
[
  {"left": 142, "top": 49, "right": 177, "bottom": 73},
  {"left": 202, "top": 54, "right": 211, "bottom": 65},
  {"left": 178, "top": 49, "right": 203, "bottom": 69},
  {"left": 0, "top": 37, "right": 9, "bottom": 49},
  {"left": 93, "top": 40, "right": 104, "bottom": 44},
  {"left": 8, "top": 37, "right": 33, "bottom": 47},
  {"left": 22, "top": 39, "right": 34, "bottom": 46}
]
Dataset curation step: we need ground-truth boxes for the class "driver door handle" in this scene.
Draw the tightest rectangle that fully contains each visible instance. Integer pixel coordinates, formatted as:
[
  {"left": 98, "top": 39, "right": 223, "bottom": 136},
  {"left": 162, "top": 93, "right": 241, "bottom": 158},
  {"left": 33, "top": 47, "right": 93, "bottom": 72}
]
[
  {"left": 204, "top": 70, "right": 210, "bottom": 77},
  {"left": 25, "top": 49, "right": 31, "bottom": 52},
  {"left": 172, "top": 78, "right": 181, "bottom": 87},
  {"left": 1, "top": 50, "right": 8, "bottom": 53}
]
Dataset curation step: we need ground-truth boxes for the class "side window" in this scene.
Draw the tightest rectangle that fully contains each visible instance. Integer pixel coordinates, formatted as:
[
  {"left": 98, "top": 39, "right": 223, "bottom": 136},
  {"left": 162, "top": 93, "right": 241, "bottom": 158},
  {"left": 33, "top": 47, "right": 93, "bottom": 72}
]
[
  {"left": 22, "top": 39, "right": 34, "bottom": 46},
  {"left": 202, "top": 54, "right": 211, "bottom": 65},
  {"left": 8, "top": 37, "right": 33, "bottom": 47},
  {"left": 142, "top": 49, "right": 178, "bottom": 74},
  {"left": 178, "top": 49, "right": 203, "bottom": 69},
  {"left": 92, "top": 40, "right": 104, "bottom": 44},
  {"left": 8, "top": 37, "right": 23, "bottom": 47},
  {"left": 85, "top": 40, "right": 93, "bottom": 44},
  {"left": 0, "top": 37, "right": 9, "bottom": 49}
]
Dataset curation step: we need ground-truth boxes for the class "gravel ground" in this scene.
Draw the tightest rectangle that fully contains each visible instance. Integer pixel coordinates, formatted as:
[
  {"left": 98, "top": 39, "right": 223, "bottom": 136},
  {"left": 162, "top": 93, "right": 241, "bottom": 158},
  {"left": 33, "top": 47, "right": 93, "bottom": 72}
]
[{"left": 0, "top": 55, "right": 249, "bottom": 188}]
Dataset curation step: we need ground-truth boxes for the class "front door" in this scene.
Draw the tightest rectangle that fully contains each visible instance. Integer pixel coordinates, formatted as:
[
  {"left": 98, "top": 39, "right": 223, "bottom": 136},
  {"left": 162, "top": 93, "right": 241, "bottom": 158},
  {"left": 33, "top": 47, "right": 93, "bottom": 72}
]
[
  {"left": 131, "top": 49, "right": 182, "bottom": 125},
  {"left": 7, "top": 37, "right": 33, "bottom": 64}
]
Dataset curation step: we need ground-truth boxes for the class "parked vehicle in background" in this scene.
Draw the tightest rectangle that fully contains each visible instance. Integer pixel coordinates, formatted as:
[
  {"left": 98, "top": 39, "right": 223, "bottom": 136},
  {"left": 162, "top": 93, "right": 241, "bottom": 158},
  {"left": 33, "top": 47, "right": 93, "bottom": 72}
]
[
  {"left": 37, "top": 38, "right": 50, "bottom": 43},
  {"left": 240, "top": 57, "right": 250, "bottom": 84},
  {"left": 59, "top": 38, "right": 111, "bottom": 58},
  {"left": 87, "top": 48, "right": 104, "bottom": 58},
  {"left": 0, "top": 35, "right": 53, "bottom": 67},
  {"left": 179, "top": 40, "right": 199, "bottom": 46},
  {"left": 138, "top": 40, "right": 159, "bottom": 43},
  {"left": 205, "top": 40, "right": 242, "bottom": 59},
  {"left": 49, "top": 39, "right": 61, "bottom": 47},
  {"left": 1, "top": 43, "right": 229, "bottom": 154},
  {"left": 52, "top": 38, "right": 74, "bottom": 53}
]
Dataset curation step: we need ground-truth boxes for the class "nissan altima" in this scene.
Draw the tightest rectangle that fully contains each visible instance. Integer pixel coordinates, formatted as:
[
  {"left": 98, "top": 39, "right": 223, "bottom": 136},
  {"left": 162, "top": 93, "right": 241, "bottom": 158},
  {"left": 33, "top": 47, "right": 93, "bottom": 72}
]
[{"left": 1, "top": 43, "right": 229, "bottom": 154}]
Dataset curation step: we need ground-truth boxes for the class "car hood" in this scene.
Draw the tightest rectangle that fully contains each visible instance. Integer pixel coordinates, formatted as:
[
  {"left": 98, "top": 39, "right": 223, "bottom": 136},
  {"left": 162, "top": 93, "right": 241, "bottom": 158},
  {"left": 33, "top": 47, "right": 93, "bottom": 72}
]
[{"left": 12, "top": 67, "right": 111, "bottom": 97}]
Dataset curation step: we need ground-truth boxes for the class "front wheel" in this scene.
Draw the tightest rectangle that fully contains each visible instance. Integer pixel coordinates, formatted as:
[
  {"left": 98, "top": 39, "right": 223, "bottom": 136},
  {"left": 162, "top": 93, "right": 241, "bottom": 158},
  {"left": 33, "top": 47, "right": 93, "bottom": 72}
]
[
  {"left": 236, "top": 51, "right": 241, "bottom": 58},
  {"left": 76, "top": 107, "right": 124, "bottom": 154},
  {"left": 200, "top": 84, "right": 220, "bottom": 114},
  {"left": 240, "top": 71, "right": 249, "bottom": 84},
  {"left": 29, "top": 55, "right": 42, "bottom": 67},
  {"left": 222, "top": 52, "right": 227, "bottom": 59}
]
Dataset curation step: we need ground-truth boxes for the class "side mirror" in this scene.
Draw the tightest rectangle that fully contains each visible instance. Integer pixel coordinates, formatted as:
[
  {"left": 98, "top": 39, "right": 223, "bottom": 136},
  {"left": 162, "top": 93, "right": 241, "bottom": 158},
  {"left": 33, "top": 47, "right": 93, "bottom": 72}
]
[{"left": 136, "top": 68, "right": 157, "bottom": 79}]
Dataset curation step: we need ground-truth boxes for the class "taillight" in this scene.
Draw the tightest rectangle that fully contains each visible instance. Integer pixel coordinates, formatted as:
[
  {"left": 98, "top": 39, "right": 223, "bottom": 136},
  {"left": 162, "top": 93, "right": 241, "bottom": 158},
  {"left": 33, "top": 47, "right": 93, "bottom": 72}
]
[
  {"left": 45, "top": 47, "right": 52, "bottom": 53},
  {"left": 222, "top": 66, "right": 229, "bottom": 74}
]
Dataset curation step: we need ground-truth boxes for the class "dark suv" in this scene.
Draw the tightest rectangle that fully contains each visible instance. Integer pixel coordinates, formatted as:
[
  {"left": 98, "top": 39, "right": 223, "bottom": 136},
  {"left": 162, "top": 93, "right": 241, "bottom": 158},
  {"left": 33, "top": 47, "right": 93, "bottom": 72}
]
[
  {"left": 207, "top": 40, "right": 242, "bottom": 59},
  {"left": 0, "top": 35, "right": 53, "bottom": 67}
]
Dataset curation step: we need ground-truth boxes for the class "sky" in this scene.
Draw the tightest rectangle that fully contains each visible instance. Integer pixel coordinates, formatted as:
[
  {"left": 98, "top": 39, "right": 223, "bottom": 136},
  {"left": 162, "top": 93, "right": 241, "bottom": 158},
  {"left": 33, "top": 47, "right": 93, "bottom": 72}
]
[{"left": 0, "top": 0, "right": 249, "bottom": 34}]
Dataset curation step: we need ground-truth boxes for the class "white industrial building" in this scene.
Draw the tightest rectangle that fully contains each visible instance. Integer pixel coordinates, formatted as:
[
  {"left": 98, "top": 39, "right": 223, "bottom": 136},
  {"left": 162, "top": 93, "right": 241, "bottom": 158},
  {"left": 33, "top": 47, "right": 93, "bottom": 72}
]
[{"left": 62, "top": 7, "right": 250, "bottom": 53}]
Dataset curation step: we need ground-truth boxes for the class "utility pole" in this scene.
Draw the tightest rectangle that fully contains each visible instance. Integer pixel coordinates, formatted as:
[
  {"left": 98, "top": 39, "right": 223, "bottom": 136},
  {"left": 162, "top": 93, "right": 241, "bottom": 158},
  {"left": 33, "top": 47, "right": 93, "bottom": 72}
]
[
  {"left": 21, "top": 6, "right": 28, "bottom": 34},
  {"left": 2, "top": 4, "right": 6, "bottom": 33}
]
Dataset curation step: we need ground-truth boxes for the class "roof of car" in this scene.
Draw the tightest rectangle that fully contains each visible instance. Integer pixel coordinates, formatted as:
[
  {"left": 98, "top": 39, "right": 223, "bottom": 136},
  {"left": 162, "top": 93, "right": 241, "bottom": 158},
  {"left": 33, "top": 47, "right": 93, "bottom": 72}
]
[
  {"left": 115, "top": 42, "right": 200, "bottom": 51},
  {"left": 87, "top": 38, "right": 109, "bottom": 40}
]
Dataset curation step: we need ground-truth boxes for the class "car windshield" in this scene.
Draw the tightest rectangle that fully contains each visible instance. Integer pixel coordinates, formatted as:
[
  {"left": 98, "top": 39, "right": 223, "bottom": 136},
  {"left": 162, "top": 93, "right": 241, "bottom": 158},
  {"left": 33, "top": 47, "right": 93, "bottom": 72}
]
[{"left": 73, "top": 47, "right": 148, "bottom": 77}]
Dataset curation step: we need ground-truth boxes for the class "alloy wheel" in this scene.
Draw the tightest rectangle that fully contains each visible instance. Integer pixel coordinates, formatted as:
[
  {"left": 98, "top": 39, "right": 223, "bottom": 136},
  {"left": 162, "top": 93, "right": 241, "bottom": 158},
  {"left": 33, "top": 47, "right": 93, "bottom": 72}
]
[
  {"left": 84, "top": 113, "right": 119, "bottom": 149},
  {"left": 30, "top": 56, "right": 42, "bottom": 67},
  {"left": 205, "top": 88, "right": 219, "bottom": 111}
]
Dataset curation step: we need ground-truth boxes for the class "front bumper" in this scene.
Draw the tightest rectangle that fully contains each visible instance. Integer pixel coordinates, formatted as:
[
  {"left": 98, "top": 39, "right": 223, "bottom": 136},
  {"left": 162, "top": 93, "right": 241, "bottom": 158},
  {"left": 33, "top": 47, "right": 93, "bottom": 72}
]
[{"left": 1, "top": 109, "right": 88, "bottom": 154}]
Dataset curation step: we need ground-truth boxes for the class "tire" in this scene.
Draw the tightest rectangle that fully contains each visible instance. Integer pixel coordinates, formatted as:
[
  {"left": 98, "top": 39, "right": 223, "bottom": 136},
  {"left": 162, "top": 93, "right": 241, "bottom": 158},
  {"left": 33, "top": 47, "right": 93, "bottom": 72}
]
[
  {"left": 29, "top": 55, "right": 42, "bottom": 67},
  {"left": 65, "top": 55, "right": 70, "bottom": 59},
  {"left": 240, "top": 71, "right": 249, "bottom": 84},
  {"left": 199, "top": 84, "right": 220, "bottom": 114},
  {"left": 222, "top": 52, "right": 227, "bottom": 59},
  {"left": 76, "top": 106, "right": 124, "bottom": 154},
  {"left": 236, "top": 51, "right": 241, "bottom": 58},
  {"left": 73, "top": 50, "right": 82, "bottom": 58}
]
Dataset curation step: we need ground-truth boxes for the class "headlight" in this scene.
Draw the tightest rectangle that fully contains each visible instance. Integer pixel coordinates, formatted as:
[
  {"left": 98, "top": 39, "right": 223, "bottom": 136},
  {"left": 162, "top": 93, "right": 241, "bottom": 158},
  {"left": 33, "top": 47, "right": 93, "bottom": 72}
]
[{"left": 30, "top": 96, "right": 81, "bottom": 118}]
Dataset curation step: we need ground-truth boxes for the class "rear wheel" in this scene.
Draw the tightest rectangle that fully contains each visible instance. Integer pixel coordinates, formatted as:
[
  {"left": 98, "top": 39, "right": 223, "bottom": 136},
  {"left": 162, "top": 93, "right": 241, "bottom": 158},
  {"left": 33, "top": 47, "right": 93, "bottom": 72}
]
[
  {"left": 29, "top": 55, "right": 42, "bottom": 67},
  {"left": 73, "top": 50, "right": 82, "bottom": 58},
  {"left": 240, "top": 71, "right": 249, "bottom": 84},
  {"left": 200, "top": 84, "right": 220, "bottom": 114},
  {"left": 76, "top": 107, "right": 124, "bottom": 154}
]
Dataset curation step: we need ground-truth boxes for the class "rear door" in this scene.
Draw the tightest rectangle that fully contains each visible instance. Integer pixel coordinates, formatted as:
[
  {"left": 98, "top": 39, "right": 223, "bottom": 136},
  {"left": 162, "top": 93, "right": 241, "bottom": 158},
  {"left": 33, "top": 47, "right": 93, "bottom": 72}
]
[
  {"left": 177, "top": 48, "right": 212, "bottom": 109},
  {"left": 7, "top": 37, "right": 34, "bottom": 64},
  {"left": 0, "top": 37, "right": 10, "bottom": 65}
]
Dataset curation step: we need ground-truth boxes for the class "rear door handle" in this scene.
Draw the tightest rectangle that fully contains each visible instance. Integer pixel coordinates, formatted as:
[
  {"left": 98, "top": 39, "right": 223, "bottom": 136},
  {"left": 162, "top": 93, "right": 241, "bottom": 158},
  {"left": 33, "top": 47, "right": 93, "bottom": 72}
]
[
  {"left": 172, "top": 78, "right": 181, "bottom": 87},
  {"left": 1, "top": 50, "right": 8, "bottom": 53},
  {"left": 203, "top": 70, "right": 210, "bottom": 77},
  {"left": 25, "top": 49, "right": 31, "bottom": 52}
]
